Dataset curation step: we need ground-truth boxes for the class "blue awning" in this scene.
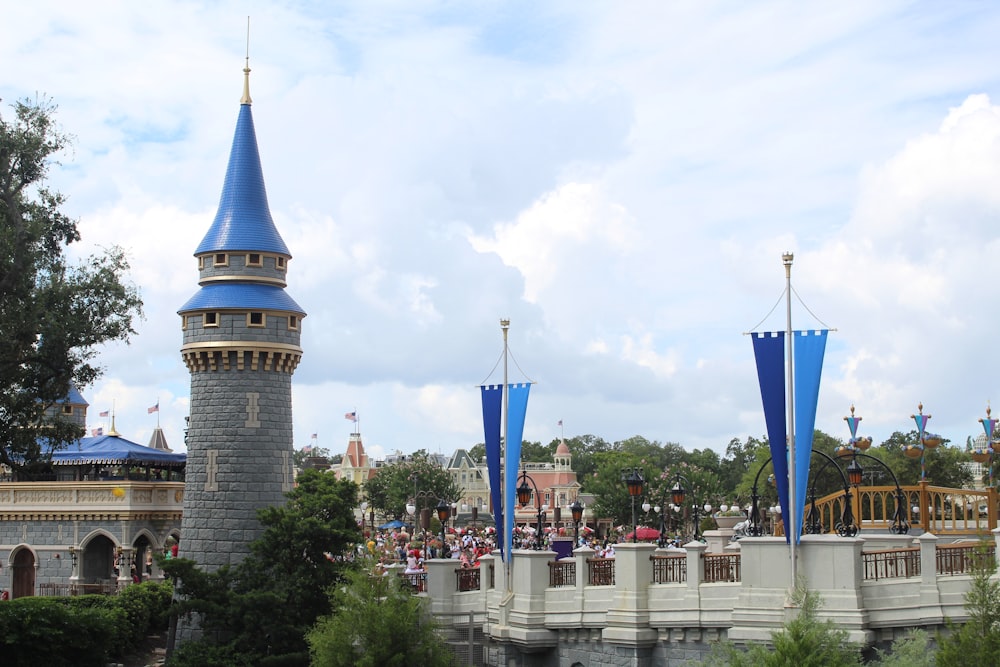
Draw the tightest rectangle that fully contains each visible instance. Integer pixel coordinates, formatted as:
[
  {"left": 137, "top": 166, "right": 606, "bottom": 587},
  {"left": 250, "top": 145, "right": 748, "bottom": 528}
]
[{"left": 51, "top": 435, "right": 186, "bottom": 467}]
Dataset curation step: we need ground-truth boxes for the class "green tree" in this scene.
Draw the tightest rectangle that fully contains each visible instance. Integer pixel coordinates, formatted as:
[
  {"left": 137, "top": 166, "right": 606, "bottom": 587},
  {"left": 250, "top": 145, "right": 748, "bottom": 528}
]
[
  {"left": 558, "top": 434, "right": 611, "bottom": 486},
  {"left": 293, "top": 445, "right": 330, "bottom": 469},
  {"left": 468, "top": 442, "right": 485, "bottom": 463},
  {"left": 0, "top": 97, "right": 143, "bottom": 472},
  {"left": 164, "top": 469, "right": 361, "bottom": 666},
  {"left": 935, "top": 543, "right": 1000, "bottom": 666},
  {"left": 871, "top": 430, "right": 970, "bottom": 488},
  {"left": 703, "top": 587, "right": 860, "bottom": 666},
  {"left": 306, "top": 558, "right": 453, "bottom": 667},
  {"left": 363, "top": 450, "right": 461, "bottom": 522}
]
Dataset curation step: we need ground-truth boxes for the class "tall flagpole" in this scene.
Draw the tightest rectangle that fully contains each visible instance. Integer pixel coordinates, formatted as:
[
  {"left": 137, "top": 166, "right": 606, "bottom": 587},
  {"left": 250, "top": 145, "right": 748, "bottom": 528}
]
[
  {"left": 783, "top": 252, "right": 797, "bottom": 588},
  {"left": 501, "top": 318, "right": 511, "bottom": 594}
]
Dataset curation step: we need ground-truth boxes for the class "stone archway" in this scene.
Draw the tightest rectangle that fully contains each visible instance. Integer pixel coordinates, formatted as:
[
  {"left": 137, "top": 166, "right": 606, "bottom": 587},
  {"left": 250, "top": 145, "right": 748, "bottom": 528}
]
[
  {"left": 11, "top": 548, "right": 35, "bottom": 598},
  {"left": 132, "top": 534, "right": 153, "bottom": 581},
  {"left": 81, "top": 534, "right": 117, "bottom": 584}
]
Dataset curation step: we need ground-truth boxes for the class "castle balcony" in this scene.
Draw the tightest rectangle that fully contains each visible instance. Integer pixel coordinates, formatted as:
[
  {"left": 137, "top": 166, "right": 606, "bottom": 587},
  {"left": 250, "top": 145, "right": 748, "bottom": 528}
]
[{"left": 0, "top": 480, "right": 185, "bottom": 521}]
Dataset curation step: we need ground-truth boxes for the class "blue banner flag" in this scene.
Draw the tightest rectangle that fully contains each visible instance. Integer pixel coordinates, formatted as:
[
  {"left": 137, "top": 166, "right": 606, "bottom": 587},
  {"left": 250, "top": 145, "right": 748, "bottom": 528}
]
[
  {"left": 751, "top": 330, "right": 828, "bottom": 544},
  {"left": 480, "top": 385, "right": 504, "bottom": 559},
  {"left": 752, "top": 332, "right": 790, "bottom": 542},
  {"left": 793, "top": 330, "right": 828, "bottom": 544},
  {"left": 504, "top": 383, "right": 531, "bottom": 561}
]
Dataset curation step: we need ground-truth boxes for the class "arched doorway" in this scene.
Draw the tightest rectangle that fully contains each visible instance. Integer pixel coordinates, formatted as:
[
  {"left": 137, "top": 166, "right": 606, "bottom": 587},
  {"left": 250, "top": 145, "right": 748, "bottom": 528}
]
[
  {"left": 132, "top": 534, "right": 153, "bottom": 581},
  {"left": 81, "top": 534, "right": 117, "bottom": 584},
  {"left": 11, "top": 548, "right": 35, "bottom": 598}
]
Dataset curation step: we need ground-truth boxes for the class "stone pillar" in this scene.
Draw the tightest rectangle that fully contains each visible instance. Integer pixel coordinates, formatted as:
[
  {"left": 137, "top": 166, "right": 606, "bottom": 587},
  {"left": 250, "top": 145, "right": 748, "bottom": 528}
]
[
  {"left": 425, "top": 558, "right": 457, "bottom": 615},
  {"left": 728, "top": 537, "right": 791, "bottom": 642},
  {"left": 603, "top": 542, "right": 658, "bottom": 646},
  {"left": 797, "top": 534, "right": 869, "bottom": 643},
  {"left": 574, "top": 545, "right": 594, "bottom": 596},
  {"left": 917, "top": 532, "right": 944, "bottom": 625},
  {"left": 504, "top": 549, "right": 558, "bottom": 646}
]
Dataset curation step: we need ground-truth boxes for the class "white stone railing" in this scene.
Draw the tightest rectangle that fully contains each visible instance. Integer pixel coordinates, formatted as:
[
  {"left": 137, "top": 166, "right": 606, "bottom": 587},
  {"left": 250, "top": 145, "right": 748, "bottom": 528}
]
[{"left": 416, "top": 529, "right": 1000, "bottom": 650}]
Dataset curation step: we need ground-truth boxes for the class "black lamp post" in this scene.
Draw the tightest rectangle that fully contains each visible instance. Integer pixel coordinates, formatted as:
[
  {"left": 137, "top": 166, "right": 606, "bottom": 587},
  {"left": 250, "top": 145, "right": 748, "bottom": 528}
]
[
  {"left": 436, "top": 499, "right": 451, "bottom": 556},
  {"left": 623, "top": 467, "right": 645, "bottom": 543},
  {"left": 517, "top": 470, "right": 545, "bottom": 550},
  {"left": 570, "top": 500, "right": 583, "bottom": 546},
  {"left": 670, "top": 472, "right": 709, "bottom": 541}
]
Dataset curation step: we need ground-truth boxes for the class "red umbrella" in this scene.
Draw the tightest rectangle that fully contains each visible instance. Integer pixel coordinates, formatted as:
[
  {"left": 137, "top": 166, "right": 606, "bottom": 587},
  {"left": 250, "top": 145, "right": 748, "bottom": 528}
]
[{"left": 625, "top": 527, "right": 661, "bottom": 541}]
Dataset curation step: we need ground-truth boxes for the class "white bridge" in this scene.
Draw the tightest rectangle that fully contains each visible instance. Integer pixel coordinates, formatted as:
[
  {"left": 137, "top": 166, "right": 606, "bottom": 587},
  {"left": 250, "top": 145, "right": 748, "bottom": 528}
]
[{"left": 412, "top": 530, "right": 998, "bottom": 666}]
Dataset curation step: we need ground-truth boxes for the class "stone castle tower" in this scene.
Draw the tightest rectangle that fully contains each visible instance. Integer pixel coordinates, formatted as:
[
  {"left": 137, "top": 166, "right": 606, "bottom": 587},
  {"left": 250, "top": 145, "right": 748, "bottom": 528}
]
[{"left": 177, "top": 62, "right": 305, "bottom": 570}]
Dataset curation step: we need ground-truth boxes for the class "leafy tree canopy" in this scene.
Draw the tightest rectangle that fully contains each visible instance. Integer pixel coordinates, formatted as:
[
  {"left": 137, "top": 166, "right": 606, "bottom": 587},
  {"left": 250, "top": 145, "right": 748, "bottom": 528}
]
[
  {"left": 164, "top": 469, "right": 361, "bottom": 666},
  {"left": 0, "top": 97, "right": 142, "bottom": 471},
  {"left": 363, "top": 450, "right": 462, "bottom": 522}
]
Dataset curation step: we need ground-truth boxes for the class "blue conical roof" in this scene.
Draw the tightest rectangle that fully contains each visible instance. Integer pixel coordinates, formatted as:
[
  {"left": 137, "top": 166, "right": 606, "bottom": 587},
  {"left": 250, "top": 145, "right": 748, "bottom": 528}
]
[{"left": 195, "top": 104, "right": 290, "bottom": 256}]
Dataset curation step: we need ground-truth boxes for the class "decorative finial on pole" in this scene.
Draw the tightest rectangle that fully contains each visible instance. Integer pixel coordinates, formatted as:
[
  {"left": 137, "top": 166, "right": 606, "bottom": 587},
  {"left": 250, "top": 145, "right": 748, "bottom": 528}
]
[{"left": 240, "top": 17, "right": 252, "bottom": 105}]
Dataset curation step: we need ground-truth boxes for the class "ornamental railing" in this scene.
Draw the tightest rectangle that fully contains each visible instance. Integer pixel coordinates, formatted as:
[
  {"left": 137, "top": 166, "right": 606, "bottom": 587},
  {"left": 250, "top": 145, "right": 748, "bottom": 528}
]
[
  {"left": 548, "top": 560, "right": 576, "bottom": 587},
  {"left": 456, "top": 567, "right": 481, "bottom": 591},
  {"left": 862, "top": 547, "right": 920, "bottom": 580},
  {"left": 650, "top": 554, "right": 686, "bottom": 583},
  {"left": 587, "top": 557, "right": 615, "bottom": 586},
  {"left": 703, "top": 553, "right": 740, "bottom": 583},
  {"left": 937, "top": 542, "right": 996, "bottom": 576}
]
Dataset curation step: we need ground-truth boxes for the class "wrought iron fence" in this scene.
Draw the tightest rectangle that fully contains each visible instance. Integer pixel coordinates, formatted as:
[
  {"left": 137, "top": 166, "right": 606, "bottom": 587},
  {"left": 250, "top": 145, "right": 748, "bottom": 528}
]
[
  {"left": 937, "top": 542, "right": 996, "bottom": 576},
  {"left": 587, "top": 557, "right": 615, "bottom": 586},
  {"left": 548, "top": 560, "right": 576, "bottom": 587},
  {"left": 456, "top": 567, "right": 481, "bottom": 592},
  {"left": 862, "top": 547, "right": 920, "bottom": 580},
  {"left": 702, "top": 553, "right": 740, "bottom": 583},
  {"left": 651, "top": 554, "right": 686, "bottom": 583}
]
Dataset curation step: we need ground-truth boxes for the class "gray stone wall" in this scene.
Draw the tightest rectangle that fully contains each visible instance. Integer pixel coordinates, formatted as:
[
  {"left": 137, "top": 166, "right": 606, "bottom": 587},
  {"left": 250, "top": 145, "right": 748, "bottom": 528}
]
[
  {"left": 487, "top": 631, "right": 719, "bottom": 667},
  {"left": 0, "top": 516, "right": 181, "bottom": 590},
  {"left": 180, "top": 368, "right": 294, "bottom": 570}
]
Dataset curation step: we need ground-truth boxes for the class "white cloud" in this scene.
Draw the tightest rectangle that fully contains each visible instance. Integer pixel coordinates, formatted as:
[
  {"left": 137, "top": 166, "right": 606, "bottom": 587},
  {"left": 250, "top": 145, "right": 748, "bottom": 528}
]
[{"left": 5, "top": 2, "right": 1000, "bottom": 462}]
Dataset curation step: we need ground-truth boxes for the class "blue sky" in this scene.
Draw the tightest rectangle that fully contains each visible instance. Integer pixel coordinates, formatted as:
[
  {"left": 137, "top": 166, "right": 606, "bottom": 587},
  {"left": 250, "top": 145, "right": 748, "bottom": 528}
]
[{"left": 4, "top": 2, "right": 1000, "bottom": 462}]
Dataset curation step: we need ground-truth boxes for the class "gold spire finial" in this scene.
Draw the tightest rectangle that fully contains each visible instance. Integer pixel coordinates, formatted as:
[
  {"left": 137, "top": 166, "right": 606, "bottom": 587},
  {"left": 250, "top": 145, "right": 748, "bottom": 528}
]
[{"left": 240, "top": 17, "right": 252, "bottom": 105}]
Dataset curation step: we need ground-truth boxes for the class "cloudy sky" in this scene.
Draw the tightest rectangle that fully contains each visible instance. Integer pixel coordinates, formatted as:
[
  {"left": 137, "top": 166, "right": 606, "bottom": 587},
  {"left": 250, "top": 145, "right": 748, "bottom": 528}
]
[{"left": 4, "top": 2, "right": 1000, "bottom": 462}]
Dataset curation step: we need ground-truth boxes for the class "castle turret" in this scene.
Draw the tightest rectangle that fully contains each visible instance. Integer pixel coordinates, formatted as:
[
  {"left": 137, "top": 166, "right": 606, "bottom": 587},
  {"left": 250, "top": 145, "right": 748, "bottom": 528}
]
[{"left": 177, "top": 61, "right": 305, "bottom": 570}]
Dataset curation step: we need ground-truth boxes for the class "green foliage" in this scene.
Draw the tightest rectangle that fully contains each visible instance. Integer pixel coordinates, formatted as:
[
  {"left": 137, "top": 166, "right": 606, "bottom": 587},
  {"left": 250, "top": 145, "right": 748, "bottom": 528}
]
[
  {"left": 935, "top": 543, "right": 1000, "bottom": 666},
  {"left": 0, "top": 581, "right": 170, "bottom": 666},
  {"left": 0, "top": 96, "right": 143, "bottom": 472},
  {"left": 871, "top": 629, "right": 934, "bottom": 667},
  {"left": 307, "top": 559, "right": 453, "bottom": 667},
  {"left": 875, "top": 430, "right": 971, "bottom": 488},
  {"left": 363, "top": 450, "right": 461, "bottom": 521},
  {"left": 163, "top": 470, "right": 362, "bottom": 666},
  {"left": 703, "top": 587, "right": 860, "bottom": 667}
]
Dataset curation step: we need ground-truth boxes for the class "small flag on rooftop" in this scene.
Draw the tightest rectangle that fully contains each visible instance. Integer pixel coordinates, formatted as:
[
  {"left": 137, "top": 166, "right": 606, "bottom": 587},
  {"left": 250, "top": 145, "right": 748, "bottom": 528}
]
[
  {"left": 99, "top": 410, "right": 110, "bottom": 417},
  {"left": 344, "top": 411, "right": 357, "bottom": 422},
  {"left": 148, "top": 402, "right": 159, "bottom": 414}
]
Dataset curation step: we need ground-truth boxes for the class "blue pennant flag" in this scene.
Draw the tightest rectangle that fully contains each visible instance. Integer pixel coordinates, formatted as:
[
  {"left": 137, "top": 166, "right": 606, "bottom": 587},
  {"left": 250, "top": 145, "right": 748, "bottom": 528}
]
[
  {"left": 751, "top": 330, "right": 828, "bottom": 544},
  {"left": 480, "top": 385, "right": 504, "bottom": 559},
  {"left": 504, "top": 384, "right": 531, "bottom": 562}
]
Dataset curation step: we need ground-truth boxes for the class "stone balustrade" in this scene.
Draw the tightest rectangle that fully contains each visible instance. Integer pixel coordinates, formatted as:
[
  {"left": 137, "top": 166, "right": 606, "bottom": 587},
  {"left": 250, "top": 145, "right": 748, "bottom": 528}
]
[
  {"left": 412, "top": 529, "right": 1000, "bottom": 665},
  {"left": 0, "top": 481, "right": 184, "bottom": 520}
]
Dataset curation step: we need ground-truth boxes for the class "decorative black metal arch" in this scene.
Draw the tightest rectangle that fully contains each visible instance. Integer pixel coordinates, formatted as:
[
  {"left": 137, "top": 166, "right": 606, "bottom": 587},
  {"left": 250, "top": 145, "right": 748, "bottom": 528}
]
[{"left": 744, "top": 447, "right": 909, "bottom": 538}]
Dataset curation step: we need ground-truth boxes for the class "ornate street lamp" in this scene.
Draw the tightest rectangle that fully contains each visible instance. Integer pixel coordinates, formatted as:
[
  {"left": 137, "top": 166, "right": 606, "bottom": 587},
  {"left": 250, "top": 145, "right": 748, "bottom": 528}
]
[
  {"left": 360, "top": 500, "right": 368, "bottom": 536},
  {"left": 517, "top": 470, "right": 545, "bottom": 550},
  {"left": 436, "top": 499, "right": 451, "bottom": 555},
  {"left": 570, "top": 499, "right": 584, "bottom": 546},
  {"left": 623, "top": 467, "right": 645, "bottom": 543}
]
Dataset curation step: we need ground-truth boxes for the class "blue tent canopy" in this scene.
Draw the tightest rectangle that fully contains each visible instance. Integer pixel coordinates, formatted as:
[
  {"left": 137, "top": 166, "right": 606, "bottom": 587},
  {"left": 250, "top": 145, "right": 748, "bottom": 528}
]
[
  {"left": 50, "top": 435, "right": 186, "bottom": 468},
  {"left": 378, "top": 520, "right": 407, "bottom": 530}
]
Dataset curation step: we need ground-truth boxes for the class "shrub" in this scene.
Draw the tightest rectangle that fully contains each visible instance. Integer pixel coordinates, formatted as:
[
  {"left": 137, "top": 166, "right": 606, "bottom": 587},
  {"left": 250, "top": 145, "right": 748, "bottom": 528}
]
[
  {"left": 0, "top": 596, "right": 118, "bottom": 667},
  {"left": 702, "top": 587, "right": 860, "bottom": 667}
]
